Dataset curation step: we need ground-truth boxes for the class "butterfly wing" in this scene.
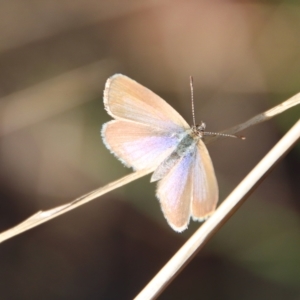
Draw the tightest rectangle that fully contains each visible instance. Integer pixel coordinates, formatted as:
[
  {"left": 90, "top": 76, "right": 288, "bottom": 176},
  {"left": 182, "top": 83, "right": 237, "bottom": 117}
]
[
  {"left": 156, "top": 150, "right": 195, "bottom": 232},
  {"left": 156, "top": 139, "right": 218, "bottom": 232},
  {"left": 104, "top": 74, "right": 189, "bottom": 129},
  {"left": 191, "top": 140, "right": 218, "bottom": 220},
  {"left": 102, "top": 120, "right": 183, "bottom": 170},
  {"left": 102, "top": 74, "right": 190, "bottom": 170}
]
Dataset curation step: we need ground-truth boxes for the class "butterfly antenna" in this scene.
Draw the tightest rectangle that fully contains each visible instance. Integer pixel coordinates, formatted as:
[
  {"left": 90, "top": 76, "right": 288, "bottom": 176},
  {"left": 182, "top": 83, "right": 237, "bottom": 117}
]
[
  {"left": 189, "top": 76, "right": 245, "bottom": 140},
  {"left": 203, "top": 131, "right": 246, "bottom": 140},
  {"left": 190, "top": 76, "right": 196, "bottom": 127}
]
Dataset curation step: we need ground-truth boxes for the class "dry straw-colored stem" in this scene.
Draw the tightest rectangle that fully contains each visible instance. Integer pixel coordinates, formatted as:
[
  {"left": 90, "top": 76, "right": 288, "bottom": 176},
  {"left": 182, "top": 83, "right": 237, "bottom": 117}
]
[
  {"left": 0, "top": 167, "right": 154, "bottom": 243},
  {"left": 0, "top": 93, "right": 299, "bottom": 297},
  {"left": 135, "top": 117, "right": 300, "bottom": 300},
  {"left": 205, "top": 92, "right": 300, "bottom": 144},
  {"left": 0, "top": 93, "right": 299, "bottom": 243}
]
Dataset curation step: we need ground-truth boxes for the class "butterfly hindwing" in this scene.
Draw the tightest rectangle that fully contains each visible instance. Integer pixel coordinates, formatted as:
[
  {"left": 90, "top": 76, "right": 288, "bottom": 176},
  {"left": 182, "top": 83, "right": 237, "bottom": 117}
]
[
  {"left": 191, "top": 140, "right": 218, "bottom": 220},
  {"left": 156, "top": 148, "right": 196, "bottom": 232},
  {"left": 102, "top": 120, "right": 182, "bottom": 170},
  {"left": 156, "top": 139, "right": 218, "bottom": 231}
]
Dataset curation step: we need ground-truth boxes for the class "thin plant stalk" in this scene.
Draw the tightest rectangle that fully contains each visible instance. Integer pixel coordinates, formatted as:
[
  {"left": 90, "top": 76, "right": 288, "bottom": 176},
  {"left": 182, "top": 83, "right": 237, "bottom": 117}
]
[
  {"left": 0, "top": 93, "right": 299, "bottom": 245},
  {"left": 134, "top": 118, "right": 300, "bottom": 300}
]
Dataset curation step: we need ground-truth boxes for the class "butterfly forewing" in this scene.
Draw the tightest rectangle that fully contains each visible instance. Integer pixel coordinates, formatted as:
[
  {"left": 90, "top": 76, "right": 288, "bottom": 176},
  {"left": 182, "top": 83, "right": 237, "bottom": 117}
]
[{"left": 104, "top": 74, "right": 189, "bottom": 130}]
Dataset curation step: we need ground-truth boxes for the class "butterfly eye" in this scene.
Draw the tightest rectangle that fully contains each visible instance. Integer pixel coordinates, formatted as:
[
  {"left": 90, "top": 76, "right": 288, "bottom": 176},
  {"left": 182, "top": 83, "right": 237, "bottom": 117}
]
[{"left": 196, "top": 122, "right": 206, "bottom": 131}]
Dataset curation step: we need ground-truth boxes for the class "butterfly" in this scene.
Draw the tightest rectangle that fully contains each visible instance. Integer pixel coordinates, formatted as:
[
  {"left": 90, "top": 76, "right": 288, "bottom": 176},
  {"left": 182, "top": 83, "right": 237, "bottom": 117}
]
[{"left": 101, "top": 74, "right": 237, "bottom": 232}]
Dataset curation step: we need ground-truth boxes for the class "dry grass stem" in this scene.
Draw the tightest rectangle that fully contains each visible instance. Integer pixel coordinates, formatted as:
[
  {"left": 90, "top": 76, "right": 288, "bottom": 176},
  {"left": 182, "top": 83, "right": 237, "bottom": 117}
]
[
  {"left": 205, "top": 92, "right": 300, "bottom": 144},
  {"left": 134, "top": 118, "right": 300, "bottom": 300},
  {"left": 0, "top": 93, "right": 299, "bottom": 246},
  {"left": 0, "top": 168, "right": 154, "bottom": 243}
]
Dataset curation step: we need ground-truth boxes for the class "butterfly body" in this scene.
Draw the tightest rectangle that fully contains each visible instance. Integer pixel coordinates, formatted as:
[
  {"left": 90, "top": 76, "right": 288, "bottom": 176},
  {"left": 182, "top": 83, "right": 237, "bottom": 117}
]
[
  {"left": 102, "top": 74, "right": 218, "bottom": 232},
  {"left": 151, "top": 129, "right": 197, "bottom": 182}
]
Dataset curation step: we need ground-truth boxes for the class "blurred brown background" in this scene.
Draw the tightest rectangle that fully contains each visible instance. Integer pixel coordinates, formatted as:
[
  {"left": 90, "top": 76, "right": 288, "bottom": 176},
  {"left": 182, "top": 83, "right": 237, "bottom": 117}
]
[{"left": 0, "top": 0, "right": 299, "bottom": 299}]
